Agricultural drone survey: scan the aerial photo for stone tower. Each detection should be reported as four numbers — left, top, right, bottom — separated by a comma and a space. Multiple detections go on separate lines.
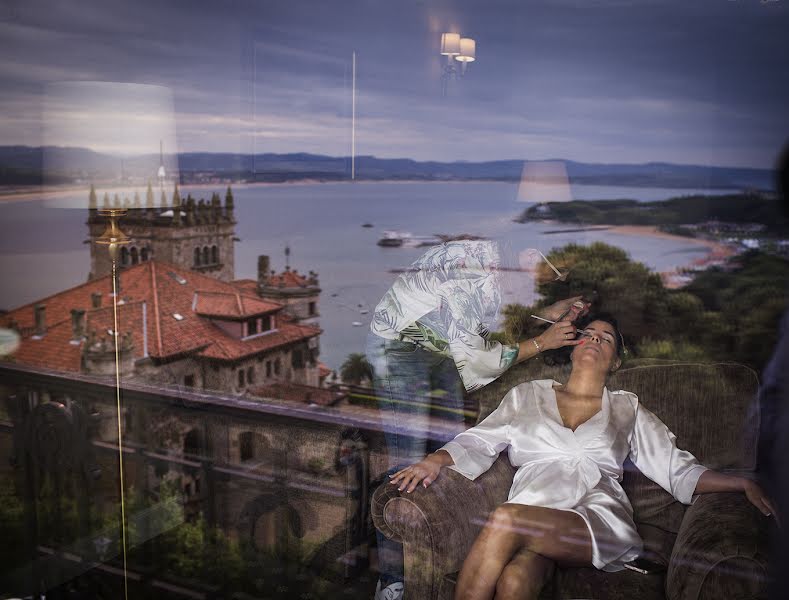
87, 184, 237, 281
257, 253, 321, 327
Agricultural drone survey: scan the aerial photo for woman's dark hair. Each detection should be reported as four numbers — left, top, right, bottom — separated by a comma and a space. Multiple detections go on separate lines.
542, 312, 625, 366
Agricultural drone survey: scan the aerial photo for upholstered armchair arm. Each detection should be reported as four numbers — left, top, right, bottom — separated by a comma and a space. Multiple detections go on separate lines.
667, 492, 771, 600
371, 454, 515, 600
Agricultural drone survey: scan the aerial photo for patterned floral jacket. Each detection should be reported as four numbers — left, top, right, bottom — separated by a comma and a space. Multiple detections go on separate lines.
370, 240, 520, 392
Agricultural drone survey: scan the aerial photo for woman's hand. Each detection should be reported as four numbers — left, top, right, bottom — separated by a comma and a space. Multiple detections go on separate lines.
537, 320, 584, 352
539, 296, 589, 323
389, 453, 446, 493
744, 480, 779, 523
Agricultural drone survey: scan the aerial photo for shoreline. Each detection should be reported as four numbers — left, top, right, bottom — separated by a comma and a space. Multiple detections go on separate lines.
604, 225, 738, 287
605, 224, 735, 255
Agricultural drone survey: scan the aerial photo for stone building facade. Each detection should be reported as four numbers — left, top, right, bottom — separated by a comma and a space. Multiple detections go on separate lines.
87, 184, 236, 282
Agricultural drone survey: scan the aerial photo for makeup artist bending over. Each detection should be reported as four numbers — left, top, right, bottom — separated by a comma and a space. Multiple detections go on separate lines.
368, 239, 587, 600
390, 313, 776, 600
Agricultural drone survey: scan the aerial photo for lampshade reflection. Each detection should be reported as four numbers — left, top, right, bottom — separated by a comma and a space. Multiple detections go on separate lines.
516, 161, 573, 204
440, 33, 461, 56
456, 38, 476, 62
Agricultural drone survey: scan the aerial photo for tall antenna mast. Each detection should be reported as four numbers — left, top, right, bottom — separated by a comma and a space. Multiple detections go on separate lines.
351, 51, 356, 181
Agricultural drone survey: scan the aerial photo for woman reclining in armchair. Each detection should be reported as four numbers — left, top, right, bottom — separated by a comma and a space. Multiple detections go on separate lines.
389, 313, 776, 600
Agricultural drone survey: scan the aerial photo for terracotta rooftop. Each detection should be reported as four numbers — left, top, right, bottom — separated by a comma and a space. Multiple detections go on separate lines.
1, 260, 321, 372
230, 279, 259, 294
264, 269, 316, 289
250, 382, 346, 407
192, 290, 280, 319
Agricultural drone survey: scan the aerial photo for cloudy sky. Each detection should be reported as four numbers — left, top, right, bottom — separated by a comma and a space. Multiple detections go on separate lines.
1, 0, 787, 167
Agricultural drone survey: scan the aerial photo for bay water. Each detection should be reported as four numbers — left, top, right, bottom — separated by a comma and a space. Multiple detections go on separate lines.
0, 181, 734, 369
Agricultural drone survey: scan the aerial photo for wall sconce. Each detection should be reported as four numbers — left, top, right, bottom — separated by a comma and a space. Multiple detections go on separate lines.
440, 32, 476, 95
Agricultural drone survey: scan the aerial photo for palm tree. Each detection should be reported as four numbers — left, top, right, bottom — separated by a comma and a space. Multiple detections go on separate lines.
340, 353, 374, 386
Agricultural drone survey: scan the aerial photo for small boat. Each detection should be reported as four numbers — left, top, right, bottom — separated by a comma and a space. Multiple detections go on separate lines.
362, 223, 374, 228
352, 321, 363, 327
377, 230, 407, 247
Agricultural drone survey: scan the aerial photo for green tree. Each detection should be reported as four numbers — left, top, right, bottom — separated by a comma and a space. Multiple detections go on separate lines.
535, 242, 670, 343
340, 353, 374, 385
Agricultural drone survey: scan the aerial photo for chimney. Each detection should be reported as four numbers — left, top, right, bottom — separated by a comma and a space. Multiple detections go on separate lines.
91, 292, 102, 308
34, 304, 46, 336
71, 308, 86, 342
258, 255, 270, 286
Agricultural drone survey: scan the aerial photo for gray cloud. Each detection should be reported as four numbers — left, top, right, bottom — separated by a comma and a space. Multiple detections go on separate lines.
0, 0, 787, 167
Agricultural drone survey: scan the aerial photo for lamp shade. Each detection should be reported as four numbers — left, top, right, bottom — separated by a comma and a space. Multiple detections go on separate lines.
455, 38, 476, 62
516, 161, 573, 204
43, 81, 179, 208
440, 33, 461, 56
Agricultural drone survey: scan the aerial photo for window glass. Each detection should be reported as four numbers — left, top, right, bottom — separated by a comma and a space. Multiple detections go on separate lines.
0, 2, 786, 599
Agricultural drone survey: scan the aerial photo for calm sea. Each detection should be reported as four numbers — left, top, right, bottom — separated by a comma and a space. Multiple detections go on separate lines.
0, 181, 735, 370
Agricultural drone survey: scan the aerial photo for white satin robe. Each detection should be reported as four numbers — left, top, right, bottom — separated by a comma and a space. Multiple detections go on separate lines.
440, 379, 708, 571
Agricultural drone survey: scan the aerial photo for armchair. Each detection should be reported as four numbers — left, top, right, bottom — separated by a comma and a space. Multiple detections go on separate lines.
371, 362, 772, 600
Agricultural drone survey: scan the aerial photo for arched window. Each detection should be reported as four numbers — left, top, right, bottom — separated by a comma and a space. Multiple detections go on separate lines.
121, 246, 129, 266
194, 247, 201, 266
141, 247, 149, 262
247, 366, 255, 384
211, 245, 219, 264
202, 246, 210, 265
238, 369, 246, 388
130, 246, 139, 265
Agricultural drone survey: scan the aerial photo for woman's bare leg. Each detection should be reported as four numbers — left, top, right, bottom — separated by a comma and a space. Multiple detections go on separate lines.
495, 548, 554, 600
453, 504, 593, 600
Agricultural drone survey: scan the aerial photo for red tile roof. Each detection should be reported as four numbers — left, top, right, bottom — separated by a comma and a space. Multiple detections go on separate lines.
231, 279, 259, 294
250, 382, 346, 406
193, 290, 280, 318
7, 315, 83, 372
197, 321, 320, 361
265, 270, 315, 289
1, 260, 321, 372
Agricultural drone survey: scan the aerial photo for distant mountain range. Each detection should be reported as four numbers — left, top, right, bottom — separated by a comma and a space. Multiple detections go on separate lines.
0, 146, 774, 190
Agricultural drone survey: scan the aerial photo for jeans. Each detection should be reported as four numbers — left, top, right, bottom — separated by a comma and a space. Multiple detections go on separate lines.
366, 332, 465, 587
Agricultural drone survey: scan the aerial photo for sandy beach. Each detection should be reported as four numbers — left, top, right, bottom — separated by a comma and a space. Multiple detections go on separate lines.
605, 225, 738, 287
606, 225, 736, 258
